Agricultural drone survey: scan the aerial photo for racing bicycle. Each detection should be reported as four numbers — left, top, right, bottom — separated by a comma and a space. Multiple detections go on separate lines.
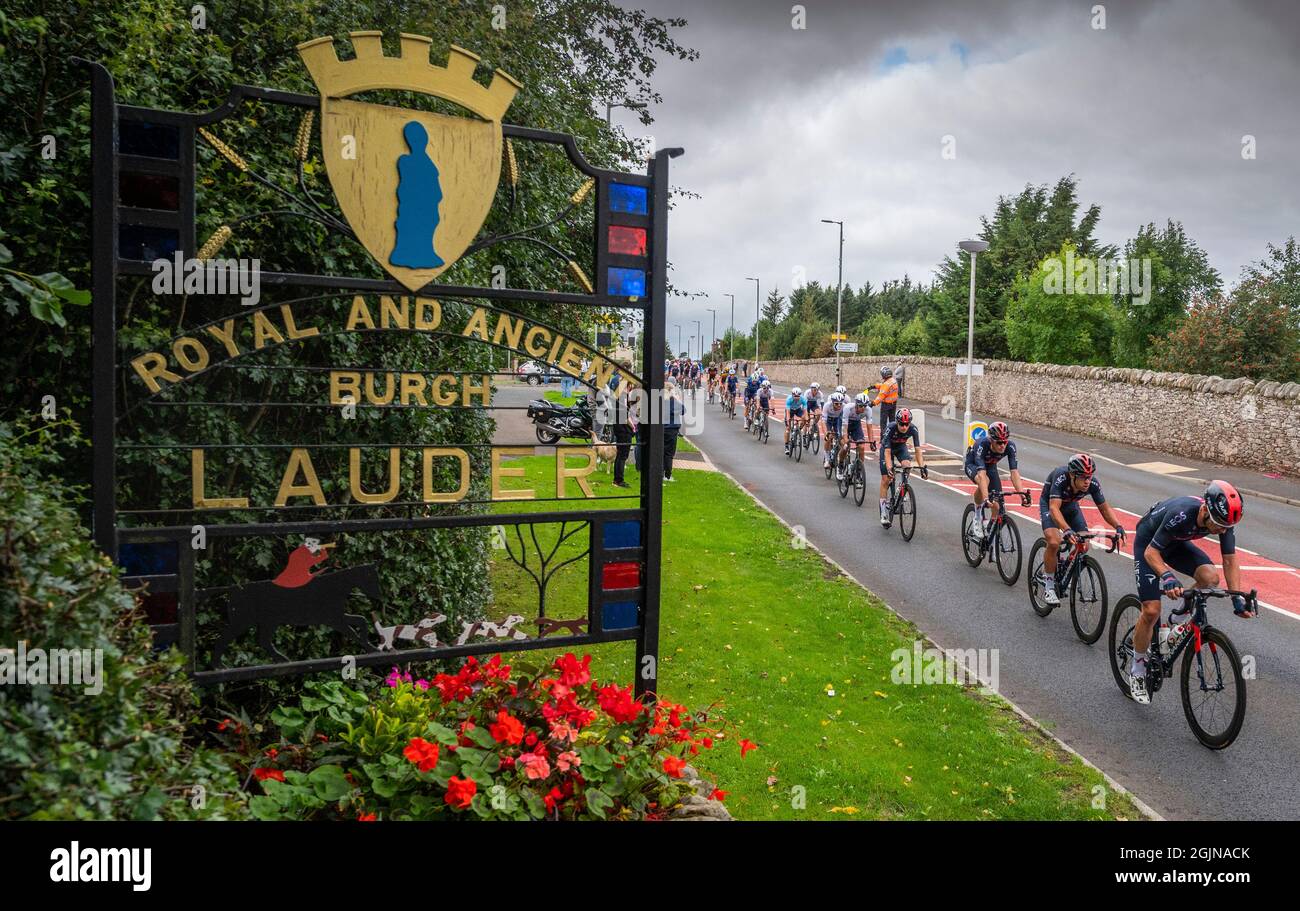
1108, 588, 1253, 749
961, 489, 1030, 585
882, 464, 926, 541
837, 445, 867, 506
1027, 530, 1122, 643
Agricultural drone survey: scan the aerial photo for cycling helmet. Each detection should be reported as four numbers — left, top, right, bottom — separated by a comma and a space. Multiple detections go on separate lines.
757, 367, 765, 377
1067, 453, 1096, 478
809, 382, 820, 390
761, 379, 771, 388
896, 407, 911, 426
835, 385, 847, 395
791, 386, 802, 397
854, 392, 869, 406
989, 421, 1010, 442
880, 366, 893, 379
828, 392, 842, 404
1204, 480, 1243, 527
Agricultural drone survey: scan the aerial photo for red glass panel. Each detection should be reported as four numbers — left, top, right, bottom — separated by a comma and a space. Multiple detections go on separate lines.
607, 225, 647, 257
601, 561, 641, 591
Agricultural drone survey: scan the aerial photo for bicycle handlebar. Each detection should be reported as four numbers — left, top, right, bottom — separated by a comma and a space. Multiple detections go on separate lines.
1181, 587, 1258, 609
1064, 530, 1124, 554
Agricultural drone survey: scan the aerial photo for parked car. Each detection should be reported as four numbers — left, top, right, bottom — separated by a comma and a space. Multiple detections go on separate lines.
516, 361, 562, 385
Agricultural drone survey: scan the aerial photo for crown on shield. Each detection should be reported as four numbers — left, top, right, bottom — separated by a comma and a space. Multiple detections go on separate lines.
297, 32, 520, 122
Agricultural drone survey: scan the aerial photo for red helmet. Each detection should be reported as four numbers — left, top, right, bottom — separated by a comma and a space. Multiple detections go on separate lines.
897, 408, 912, 426
989, 421, 1010, 442
1204, 480, 1243, 527
1067, 453, 1095, 478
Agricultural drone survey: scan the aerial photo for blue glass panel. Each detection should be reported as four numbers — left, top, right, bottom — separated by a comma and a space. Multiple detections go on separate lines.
603, 520, 642, 549
603, 600, 640, 630
118, 540, 179, 576
118, 224, 179, 261
119, 120, 180, 160
608, 182, 648, 214
608, 267, 646, 298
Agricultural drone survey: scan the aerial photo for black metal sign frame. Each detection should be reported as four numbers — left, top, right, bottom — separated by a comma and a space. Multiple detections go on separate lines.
84, 47, 677, 696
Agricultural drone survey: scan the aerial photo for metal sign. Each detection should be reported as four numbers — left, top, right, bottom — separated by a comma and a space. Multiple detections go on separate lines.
85, 32, 678, 695
956, 362, 984, 376
833, 341, 858, 353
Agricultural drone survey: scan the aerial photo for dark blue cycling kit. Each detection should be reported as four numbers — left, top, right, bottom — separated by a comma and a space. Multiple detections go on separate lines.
964, 437, 1018, 492
1039, 465, 1105, 532
1132, 495, 1236, 601
744, 377, 759, 400
878, 421, 919, 475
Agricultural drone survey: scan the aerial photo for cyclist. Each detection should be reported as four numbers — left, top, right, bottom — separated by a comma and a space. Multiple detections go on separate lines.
871, 366, 899, 440
822, 391, 846, 470
756, 379, 774, 435
783, 386, 806, 455
804, 381, 824, 441
1126, 481, 1252, 705
840, 392, 873, 481
707, 362, 719, 399
724, 368, 738, 411
878, 407, 929, 526
1039, 453, 1127, 605
742, 370, 761, 429
964, 421, 1030, 540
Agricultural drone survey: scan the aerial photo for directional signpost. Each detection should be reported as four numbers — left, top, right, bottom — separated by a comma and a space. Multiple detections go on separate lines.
834, 341, 858, 353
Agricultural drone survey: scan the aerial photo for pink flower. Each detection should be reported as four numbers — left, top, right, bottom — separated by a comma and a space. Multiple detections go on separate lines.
556, 751, 581, 773
519, 751, 552, 780
548, 718, 579, 743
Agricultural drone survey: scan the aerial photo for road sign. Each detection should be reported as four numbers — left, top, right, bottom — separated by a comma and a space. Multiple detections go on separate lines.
966, 421, 989, 448
834, 341, 858, 353
956, 362, 984, 377
830, 333, 848, 340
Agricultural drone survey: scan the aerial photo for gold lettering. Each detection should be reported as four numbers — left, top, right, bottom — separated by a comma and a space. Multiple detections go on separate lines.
252, 310, 285, 349
491, 313, 524, 351
204, 319, 241, 358
430, 374, 458, 407
349, 447, 401, 504
491, 447, 535, 501
556, 447, 597, 499
275, 448, 326, 506
588, 356, 616, 391
281, 304, 319, 340
190, 449, 249, 509
558, 340, 585, 377
330, 371, 360, 405
547, 332, 564, 365
172, 336, 210, 373
524, 326, 551, 357
414, 297, 441, 330
422, 447, 470, 503
462, 374, 492, 406
462, 306, 490, 340
366, 372, 395, 405
379, 295, 409, 330
346, 295, 375, 330
400, 373, 427, 406
130, 352, 182, 393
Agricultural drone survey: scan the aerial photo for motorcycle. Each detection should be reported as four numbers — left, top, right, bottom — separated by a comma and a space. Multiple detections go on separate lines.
527, 395, 602, 445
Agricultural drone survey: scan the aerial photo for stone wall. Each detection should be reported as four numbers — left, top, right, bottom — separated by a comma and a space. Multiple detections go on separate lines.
760, 355, 1300, 475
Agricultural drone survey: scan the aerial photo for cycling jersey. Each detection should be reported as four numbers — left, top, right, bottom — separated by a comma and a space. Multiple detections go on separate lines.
725, 376, 737, 393
880, 420, 919, 451
845, 406, 869, 442
823, 399, 845, 433
804, 391, 823, 411
784, 394, 805, 418
757, 389, 772, 412
1132, 495, 1234, 600
744, 377, 759, 400
965, 437, 1019, 472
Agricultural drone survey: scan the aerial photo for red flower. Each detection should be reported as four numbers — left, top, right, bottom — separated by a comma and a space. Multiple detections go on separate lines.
524, 732, 538, 747
662, 755, 687, 778
553, 653, 592, 696
357, 811, 377, 821
252, 767, 285, 783
403, 737, 441, 773
489, 710, 525, 746
710, 789, 728, 802
498, 754, 516, 770
264, 747, 279, 759
445, 776, 477, 810
596, 683, 644, 724
739, 739, 758, 758
483, 655, 512, 683
544, 786, 565, 813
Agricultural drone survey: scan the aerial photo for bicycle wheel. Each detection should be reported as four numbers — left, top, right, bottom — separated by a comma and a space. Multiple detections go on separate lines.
824, 444, 835, 480
852, 460, 867, 506
994, 516, 1022, 585
760, 417, 769, 444
1180, 626, 1246, 749
1069, 555, 1109, 644
810, 429, 820, 455
1107, 595, 1144, 699
1027, 539, 1053, 617
793, 429, 803, 462
838, 459, 851, 498
898, 485, 917, 541
960, 504, 982, 567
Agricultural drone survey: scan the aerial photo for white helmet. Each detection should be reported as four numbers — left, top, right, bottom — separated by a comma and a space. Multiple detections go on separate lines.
835, 385, 846, 395
854, 392, 869, 407
809, 382, 819, 390
791, 386, 802, 397
761, 379, 771, 388
829, 392, 843, 404
757, 367, 765, 377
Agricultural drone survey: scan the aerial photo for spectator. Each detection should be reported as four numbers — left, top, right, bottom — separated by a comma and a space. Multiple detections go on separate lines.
608, 363, 634, 489
663, 378, 683, 482
894, 362, 906, 399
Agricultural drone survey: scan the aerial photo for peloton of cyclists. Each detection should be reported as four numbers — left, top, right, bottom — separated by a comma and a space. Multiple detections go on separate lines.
1126, 481, 1253, 704
964, 421, 1032, 540
878, 407, 929, 526
1039, 453, 1128, 605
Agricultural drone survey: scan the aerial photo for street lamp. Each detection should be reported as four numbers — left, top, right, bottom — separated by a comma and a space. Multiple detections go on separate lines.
693, 320, 701, 362
706, 308, 717, 362
673, 323, 681, 358
724, 294, 735, 362
604, 100, 648, 124
958, 239, 990, 438
745, 277, 759, 365
821, 219, 844, 385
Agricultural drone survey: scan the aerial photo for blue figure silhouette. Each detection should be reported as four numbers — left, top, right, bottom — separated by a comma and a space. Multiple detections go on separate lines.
390, 121, 444, 269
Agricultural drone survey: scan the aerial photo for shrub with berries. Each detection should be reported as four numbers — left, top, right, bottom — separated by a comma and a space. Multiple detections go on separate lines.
245, 653, 741, 820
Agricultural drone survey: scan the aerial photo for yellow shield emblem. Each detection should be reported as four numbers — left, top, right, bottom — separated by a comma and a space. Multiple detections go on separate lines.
298, 32, 520, 291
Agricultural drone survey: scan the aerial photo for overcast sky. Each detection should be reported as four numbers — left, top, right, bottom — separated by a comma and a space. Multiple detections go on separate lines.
611, 0, 1300, 346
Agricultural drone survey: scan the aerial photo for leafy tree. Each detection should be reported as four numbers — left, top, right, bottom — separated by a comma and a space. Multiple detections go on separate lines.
791, 319, 832, 359
762, 286, 787, 323
1239, 236, 1300, 325
1111, 221, 1220, 367
897, 314, 931, 354
1005, 243, 1117, 365
858, 312, 901, 355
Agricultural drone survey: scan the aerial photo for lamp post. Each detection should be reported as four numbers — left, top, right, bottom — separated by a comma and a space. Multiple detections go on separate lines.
673, 323, 681, 359
604, 100, 648, 124
706, 308, 717, 362
725, 294, 735, 362
693, 320, 701, 363
821, 218, 844, 385
745, 277, 759, 364
958, 239, 990, 438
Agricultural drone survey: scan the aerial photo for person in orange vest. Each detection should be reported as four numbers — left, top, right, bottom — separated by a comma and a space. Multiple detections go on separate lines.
870, 365, 899, 445
273, 537, 331, 588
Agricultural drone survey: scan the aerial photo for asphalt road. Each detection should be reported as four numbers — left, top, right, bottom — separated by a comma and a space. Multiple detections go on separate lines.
686, 381, 1300, 820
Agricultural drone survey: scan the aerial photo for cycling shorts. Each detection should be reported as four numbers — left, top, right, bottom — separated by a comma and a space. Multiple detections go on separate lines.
1040, 500, 1088, 534
824, 415, 842, 435
965, 461, 1003, 495
1133, 535, 1214, 602
846, 421, 866, 443
879, 444, 912, 476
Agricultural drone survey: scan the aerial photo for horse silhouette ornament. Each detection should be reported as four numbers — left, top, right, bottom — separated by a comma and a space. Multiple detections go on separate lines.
209, 554, 382, 666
